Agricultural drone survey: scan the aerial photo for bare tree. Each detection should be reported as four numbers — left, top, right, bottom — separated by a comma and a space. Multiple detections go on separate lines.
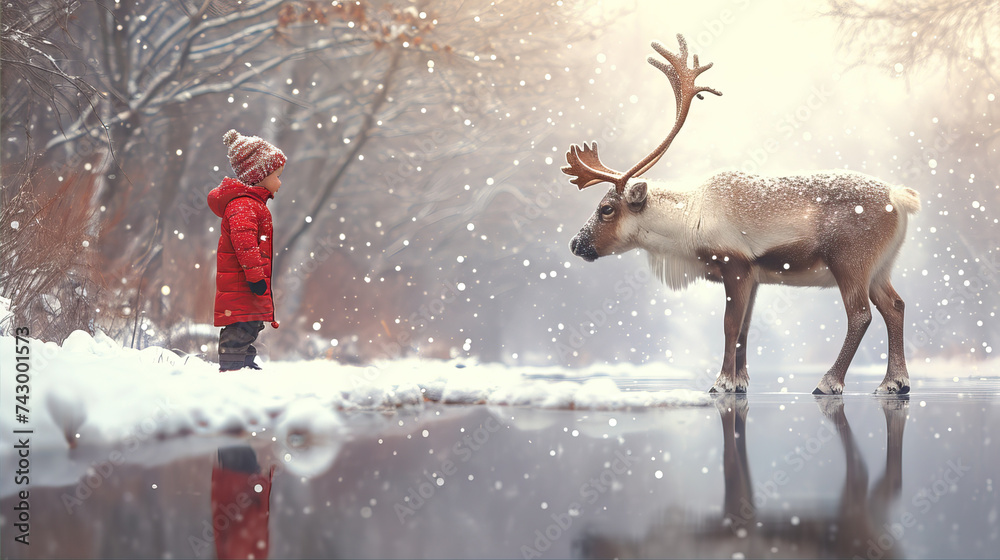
825, 0, 1000, 139
1, 0, 96, 152
3, 0, 622, 351
825, 0, 1000, 362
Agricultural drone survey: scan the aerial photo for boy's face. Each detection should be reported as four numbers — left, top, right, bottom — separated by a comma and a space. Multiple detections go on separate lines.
259, 166, 283, 194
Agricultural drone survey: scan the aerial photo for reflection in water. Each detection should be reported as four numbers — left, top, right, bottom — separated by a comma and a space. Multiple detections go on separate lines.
580, 395, 908, 559
206, 401, 343, 560
4, 385, 993, 559
209, 445, 273, 559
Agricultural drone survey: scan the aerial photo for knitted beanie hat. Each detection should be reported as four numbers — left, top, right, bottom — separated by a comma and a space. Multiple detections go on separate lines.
223, 129, 287, 186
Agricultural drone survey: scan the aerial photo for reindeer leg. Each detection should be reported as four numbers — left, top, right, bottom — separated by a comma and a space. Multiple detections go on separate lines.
735, 282, 759, 387
870, 397, 907, 522
869, 278, 910, 394
816, 396, 872, 558
715, 395, 753, 530
815, 267, 872, 395
818, 397, 869, 494
711, 263, 755, 393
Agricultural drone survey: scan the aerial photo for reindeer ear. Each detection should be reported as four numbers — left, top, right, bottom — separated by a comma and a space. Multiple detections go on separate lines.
625, 181, 648, 211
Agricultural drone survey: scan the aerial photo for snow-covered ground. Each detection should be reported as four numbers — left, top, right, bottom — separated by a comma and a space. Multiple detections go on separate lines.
4, 329, 996, 459
0, 331, 716, 455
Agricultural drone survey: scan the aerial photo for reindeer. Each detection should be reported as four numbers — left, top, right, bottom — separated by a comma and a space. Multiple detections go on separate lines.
564, 35, 920, 395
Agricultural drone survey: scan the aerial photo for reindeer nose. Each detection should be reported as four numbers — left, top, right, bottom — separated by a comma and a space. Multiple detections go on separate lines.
570, 234, 599, 261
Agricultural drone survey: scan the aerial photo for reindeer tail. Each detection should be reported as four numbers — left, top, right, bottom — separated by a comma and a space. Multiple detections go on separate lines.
890, 186, 921, 214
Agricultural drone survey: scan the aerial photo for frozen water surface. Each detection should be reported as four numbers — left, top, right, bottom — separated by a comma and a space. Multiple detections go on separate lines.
1, 345, 996, 558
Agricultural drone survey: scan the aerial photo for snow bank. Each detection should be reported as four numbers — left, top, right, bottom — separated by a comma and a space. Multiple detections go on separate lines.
0, 331, 711, 453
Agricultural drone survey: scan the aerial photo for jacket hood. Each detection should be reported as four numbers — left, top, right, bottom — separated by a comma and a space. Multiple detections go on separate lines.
208, 177, 273, 217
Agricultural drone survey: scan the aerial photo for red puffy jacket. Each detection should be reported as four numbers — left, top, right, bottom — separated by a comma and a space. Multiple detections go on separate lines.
208, 178, 275, 326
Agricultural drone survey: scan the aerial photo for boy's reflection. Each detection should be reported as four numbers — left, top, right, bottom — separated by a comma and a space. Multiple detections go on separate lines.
211, 445, 273, 559
580, 395, 908, 559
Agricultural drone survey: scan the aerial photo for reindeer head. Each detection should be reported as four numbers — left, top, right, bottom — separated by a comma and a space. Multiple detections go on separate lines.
565, 35, 721, 261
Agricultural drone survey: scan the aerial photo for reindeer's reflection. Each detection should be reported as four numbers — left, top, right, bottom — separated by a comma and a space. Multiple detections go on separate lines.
579, 395, 908, 559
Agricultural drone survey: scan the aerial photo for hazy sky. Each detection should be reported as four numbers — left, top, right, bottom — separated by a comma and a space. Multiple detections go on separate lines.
584, 0, 918, 178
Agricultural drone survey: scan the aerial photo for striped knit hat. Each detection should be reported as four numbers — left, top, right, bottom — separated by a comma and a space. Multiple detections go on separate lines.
223, 129, 287, 186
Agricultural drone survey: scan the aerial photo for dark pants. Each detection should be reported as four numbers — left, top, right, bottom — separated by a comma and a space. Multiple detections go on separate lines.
218, 321, 264, 370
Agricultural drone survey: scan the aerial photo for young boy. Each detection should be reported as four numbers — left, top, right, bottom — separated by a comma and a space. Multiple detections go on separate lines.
207, 129, 285, 371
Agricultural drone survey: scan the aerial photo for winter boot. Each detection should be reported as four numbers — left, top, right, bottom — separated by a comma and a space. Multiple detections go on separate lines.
243, 352, 262, 370
219, 348, 248, 372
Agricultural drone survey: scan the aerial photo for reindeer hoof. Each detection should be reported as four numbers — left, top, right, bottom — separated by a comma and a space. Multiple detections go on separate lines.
709, 376, 747, 393
813, 374, 844, 395
875, 378, 910, 395
710, 386, 747, 393
713, 393, 749, 416
814, 394, 845, 418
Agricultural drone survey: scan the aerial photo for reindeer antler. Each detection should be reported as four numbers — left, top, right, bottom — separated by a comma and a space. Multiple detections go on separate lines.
562, 142, 623, 190
622, 35, 722, 183
562, 34, 721, 193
